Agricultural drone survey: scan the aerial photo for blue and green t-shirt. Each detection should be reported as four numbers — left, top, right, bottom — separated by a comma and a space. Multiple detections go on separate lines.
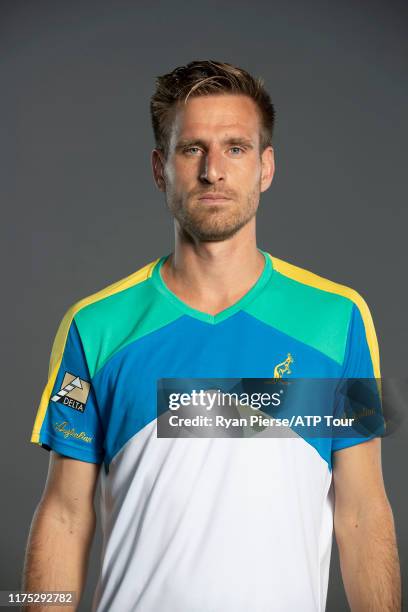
30, 249, 381, 612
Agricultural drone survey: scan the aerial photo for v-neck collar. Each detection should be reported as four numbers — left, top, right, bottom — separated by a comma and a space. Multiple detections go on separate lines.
150, 248, 273, 324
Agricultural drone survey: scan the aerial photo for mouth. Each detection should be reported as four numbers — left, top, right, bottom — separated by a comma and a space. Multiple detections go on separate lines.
197, 195, 232, 204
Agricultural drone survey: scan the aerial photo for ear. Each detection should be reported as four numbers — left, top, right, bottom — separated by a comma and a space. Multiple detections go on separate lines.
260, 146, 275, 193
151, 148, 166, 192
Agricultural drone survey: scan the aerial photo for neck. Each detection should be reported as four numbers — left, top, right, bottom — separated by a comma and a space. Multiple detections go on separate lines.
160, 219, 266, 316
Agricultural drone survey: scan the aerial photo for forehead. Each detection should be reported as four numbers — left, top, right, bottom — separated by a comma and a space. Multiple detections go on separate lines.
170, 94, 261, 140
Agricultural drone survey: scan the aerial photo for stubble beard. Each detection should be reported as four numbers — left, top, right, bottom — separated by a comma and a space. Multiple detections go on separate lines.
165, 185, 261, 242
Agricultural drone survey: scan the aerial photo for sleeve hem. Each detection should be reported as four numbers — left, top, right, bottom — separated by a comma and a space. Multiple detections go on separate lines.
31, 431, 104, 464
332, 433, 378, 453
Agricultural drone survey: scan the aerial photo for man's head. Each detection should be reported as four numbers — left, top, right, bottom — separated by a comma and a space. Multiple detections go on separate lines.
150, 60, 275, 242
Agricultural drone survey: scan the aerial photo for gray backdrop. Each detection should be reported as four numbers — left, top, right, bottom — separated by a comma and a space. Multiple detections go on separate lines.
1, 0, 407, 610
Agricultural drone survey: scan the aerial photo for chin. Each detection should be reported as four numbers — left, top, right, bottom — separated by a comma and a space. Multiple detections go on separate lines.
193, 231, 238, 242
186, 219, 249, 242
175, 203, 257, 242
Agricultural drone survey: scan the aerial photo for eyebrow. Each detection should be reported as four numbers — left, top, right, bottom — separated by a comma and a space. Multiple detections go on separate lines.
175, 137, 255, 150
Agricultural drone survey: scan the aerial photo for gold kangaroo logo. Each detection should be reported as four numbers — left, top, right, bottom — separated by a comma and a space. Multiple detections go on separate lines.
274, 353, 294, 378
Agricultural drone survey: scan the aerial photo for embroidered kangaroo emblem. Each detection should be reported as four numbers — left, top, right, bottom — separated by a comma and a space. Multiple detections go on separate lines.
273, 353, 294, 378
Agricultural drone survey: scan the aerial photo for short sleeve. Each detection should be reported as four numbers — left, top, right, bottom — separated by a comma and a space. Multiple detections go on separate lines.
30, 310, 105, 464
331, 300, 383, 453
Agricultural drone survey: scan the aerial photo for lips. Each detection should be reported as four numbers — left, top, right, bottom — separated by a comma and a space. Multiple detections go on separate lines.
198, 194, 231, 201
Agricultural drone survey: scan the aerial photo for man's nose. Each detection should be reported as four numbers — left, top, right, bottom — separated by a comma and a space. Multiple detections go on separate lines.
199, 149, 226, 183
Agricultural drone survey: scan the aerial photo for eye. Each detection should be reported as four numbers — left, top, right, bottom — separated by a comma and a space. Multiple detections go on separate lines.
184, 146, 201, 155
230, 146, 244, 155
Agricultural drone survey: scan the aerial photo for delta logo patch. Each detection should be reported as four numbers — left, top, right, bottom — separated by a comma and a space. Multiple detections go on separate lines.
51, 372, 91, 413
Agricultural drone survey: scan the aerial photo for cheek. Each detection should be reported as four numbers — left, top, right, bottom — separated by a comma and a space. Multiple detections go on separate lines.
171, 159, 197, 185
236, 161, 261, 186
163, 164, 173, 185
251, 162, 263, 185
165, 158, 183, 182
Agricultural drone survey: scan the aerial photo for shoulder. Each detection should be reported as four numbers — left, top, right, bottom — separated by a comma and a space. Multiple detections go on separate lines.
71, 258, 159, 322
270, 254, 365, 306
269, 253, 374, 322
263, 253, 379, 372
48, 258, 160, 376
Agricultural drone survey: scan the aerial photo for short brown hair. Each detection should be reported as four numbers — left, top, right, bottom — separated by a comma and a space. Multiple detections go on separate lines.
150, 59, 275, 158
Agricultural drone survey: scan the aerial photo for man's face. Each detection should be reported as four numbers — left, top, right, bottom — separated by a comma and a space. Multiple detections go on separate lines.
153, 94, 274, 241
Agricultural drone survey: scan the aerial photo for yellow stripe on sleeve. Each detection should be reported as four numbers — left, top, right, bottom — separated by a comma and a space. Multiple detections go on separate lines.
270, 255, 381, 379
30, 258, 160, 444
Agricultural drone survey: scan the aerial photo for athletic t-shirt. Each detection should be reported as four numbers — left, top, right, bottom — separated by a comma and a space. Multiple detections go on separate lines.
30, 250, 381, 612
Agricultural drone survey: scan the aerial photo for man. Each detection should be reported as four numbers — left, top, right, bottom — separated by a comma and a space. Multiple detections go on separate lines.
23, 60, 401, 611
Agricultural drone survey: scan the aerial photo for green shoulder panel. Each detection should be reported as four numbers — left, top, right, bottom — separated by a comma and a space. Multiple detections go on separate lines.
73, 260, 182, 377
244, 254, 355, 365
